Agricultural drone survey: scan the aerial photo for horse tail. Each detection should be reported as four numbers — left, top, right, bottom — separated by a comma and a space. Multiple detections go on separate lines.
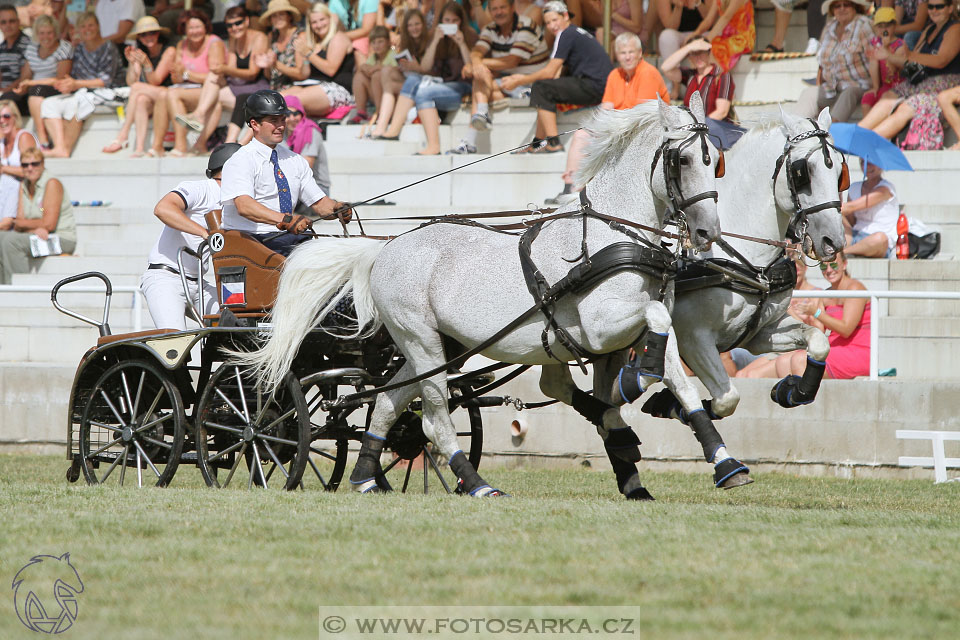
226, 237, 387, 390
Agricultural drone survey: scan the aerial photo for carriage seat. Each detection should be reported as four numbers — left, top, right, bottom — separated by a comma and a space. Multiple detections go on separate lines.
205, 211, 285, 315
97, 328, 178, 347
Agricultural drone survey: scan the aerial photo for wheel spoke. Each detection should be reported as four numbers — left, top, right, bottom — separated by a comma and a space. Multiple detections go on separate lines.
223, 442, 247, 487
100, 446, 127, 483
262, 407, 296, 433
401, 458, 414, 493
141, 435, 173, 450
140, 387, 165, 428
308, 446, 338, 462
261, 440, 290, 479
253, 443, 267, 488
89, 420, 123, 433
307, 457, 328, 487
99, 389, 129, 428
424, 447, 452, 493
214, 386, 248, 423
120, 370, 135, 418
257, 432, 299, 447
207, 440, 244, 464
382, 455, 402, 474
136, 448, 143, 487
88, 435, 124, 459
136, 412, 174, 433
233, 366, 251, 422
203, 420, 244, 435
131, 370, 146, 426
133, 440, 162, 479
119, 445, 130, 485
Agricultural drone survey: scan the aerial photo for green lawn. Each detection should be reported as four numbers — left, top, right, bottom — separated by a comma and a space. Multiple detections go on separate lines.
1, 455, 958, 639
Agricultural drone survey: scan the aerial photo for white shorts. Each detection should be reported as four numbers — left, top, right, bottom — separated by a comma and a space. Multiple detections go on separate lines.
140, 268, 219, 331
40, 92, 96, 121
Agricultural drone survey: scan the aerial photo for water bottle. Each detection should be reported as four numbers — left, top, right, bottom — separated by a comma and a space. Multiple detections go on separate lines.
896, 209, 909, 260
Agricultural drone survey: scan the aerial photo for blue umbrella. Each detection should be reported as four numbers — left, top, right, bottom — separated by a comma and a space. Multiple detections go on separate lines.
828, 122, 913, 171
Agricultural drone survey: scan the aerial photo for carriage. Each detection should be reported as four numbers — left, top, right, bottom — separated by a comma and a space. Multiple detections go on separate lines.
57, 215, 504, 492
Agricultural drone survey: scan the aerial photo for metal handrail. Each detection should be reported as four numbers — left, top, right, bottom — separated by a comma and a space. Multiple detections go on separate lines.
1, 284, 145, 332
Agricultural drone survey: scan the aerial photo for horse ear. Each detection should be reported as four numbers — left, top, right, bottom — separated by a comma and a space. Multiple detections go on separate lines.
816, 106, 833, 133
779, 104, 802, 135
658, 96, 677, 129
688, 91, 706, 122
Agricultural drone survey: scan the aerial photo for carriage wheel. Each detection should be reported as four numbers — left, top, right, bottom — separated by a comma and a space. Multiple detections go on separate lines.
377, 400, 484, 494
297, 383, 351, 492
78, 360, 186, 487
194, 364, 310, 490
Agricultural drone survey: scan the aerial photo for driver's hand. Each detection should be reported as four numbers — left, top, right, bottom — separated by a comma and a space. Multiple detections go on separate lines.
277, 214, 313, 234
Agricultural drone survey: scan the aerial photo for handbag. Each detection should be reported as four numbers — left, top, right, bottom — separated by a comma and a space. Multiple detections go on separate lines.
908, 232, 940, 259
902, 61, 928, 85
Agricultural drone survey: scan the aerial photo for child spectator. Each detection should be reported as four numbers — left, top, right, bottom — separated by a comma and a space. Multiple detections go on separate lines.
352, 25, 396, 121
0, 100, 36, 221
842, 158, 900, 257
368, 8, 429, 138
862, 8, 905, 110
102, 16, 175, 157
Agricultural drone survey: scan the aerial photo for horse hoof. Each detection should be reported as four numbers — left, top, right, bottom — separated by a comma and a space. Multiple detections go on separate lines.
719, 472, 753, 490
351, 478, 383, 493
624, 486, 655, 501
469, 485, 509, 497
713, 458, 752, 489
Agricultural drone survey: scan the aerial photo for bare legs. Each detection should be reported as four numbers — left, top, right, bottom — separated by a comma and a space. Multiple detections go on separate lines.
27, 96, 48, 146
371, 66, 405, 137
561, 129, 591, 186
104, 83, 168, 155
42, 117, 83, 157
938, 86, 960, 149
282, 85, 332, 117
383, 94, 414, 138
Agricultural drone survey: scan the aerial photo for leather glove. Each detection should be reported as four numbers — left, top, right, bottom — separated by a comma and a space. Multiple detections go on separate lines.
323, 201, 353, 223
277, 214, 312, 234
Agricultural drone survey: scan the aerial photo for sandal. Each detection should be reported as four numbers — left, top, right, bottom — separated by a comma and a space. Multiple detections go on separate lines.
530, 143, 564, 154
130, 150, 145, 158
146, 148, 163, 158
762, 44, 784, 54
175, 114, 203, 132
167, 149, 188, 157
102, 139, 128, 154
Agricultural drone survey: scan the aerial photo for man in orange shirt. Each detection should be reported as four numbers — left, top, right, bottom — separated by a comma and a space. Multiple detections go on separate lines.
545, 32, 669, 205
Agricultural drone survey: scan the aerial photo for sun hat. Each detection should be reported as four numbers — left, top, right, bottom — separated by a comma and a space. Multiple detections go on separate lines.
260, 0, 302, 26
873, 7, 898, 24
126, 16, 170, 40
820, 0, 871, 16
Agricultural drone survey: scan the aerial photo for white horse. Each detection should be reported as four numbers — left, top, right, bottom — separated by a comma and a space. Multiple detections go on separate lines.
233, 95, 732, 497
633, 108, 848, 438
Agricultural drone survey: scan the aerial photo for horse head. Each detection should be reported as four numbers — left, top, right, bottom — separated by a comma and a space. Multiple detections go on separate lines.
12, 553, 84, 633
653, 93, 723, 251
776, 107, 847, 261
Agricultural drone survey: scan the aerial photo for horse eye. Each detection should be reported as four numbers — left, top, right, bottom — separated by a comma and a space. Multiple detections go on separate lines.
679, 156, 690, 166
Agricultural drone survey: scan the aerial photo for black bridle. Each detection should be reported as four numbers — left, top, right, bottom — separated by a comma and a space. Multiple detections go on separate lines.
771, 120, 849, 243
650, 109, 722, 230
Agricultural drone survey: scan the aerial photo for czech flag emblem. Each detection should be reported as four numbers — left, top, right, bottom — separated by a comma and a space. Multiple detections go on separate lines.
222, 280, 246, 306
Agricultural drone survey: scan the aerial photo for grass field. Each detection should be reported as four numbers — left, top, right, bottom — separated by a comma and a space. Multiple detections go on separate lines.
1, 454, 959, 639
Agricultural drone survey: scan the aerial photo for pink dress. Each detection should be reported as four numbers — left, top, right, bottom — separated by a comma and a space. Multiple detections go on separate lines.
825, 302, 870, 379
180, 35, 221, 76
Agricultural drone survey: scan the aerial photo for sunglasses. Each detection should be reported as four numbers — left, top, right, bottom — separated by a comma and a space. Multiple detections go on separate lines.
21, 161, 43, 168
928, 2, 949, 9
0, 113, 12, 119
226, 19, 245, 27
819, 261, 840, 271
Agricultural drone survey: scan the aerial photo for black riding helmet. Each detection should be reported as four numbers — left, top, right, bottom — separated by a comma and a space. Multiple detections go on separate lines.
244, 89, 293, 125
206, 143, 242, 178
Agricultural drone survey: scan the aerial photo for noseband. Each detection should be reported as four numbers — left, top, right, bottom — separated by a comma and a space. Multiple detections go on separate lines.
771, 120, 848, 243
650, 111, 721, 223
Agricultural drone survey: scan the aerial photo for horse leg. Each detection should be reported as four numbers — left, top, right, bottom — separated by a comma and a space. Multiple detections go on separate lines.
741, 316, 830, 408
539, 362, 653, 500
349, 361, 421, 493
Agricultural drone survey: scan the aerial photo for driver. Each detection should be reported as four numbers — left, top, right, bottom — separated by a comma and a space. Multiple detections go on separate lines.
140, 143, 241, 331
219, 89, 352, 256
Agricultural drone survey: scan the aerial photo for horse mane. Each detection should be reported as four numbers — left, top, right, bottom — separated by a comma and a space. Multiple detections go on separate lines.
576, 101, 687, 187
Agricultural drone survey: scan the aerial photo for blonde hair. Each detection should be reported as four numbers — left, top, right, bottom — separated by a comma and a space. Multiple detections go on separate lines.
0, 99, 23, 129
305, 3, 339, 51
76, 11, 99, 30
20, 147, 44, 164
32, 15, 60, 41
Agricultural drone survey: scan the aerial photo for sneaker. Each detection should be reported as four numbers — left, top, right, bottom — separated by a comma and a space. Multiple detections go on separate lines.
804, 38, 820, 55
446, 141, 477, 155
470, 112, 492, 131
544, 189, 579, 206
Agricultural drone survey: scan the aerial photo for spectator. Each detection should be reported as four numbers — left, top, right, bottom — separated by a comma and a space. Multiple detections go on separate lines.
937, 83, 960, 148
352, 25, 396, 121
841, 158, 899, 257
175, 7, 269, 150
862, 8, 905, 111
166, 10, 226, 156
786, 250, 822, 322
376, 1, 476, 153
794, 0, 872, 124
283, 94, 332, 201
102, 16, 175, 157
698, 0, 755, 73
151, 0, 216, 35
0, 100, 36, 221
546, 32, 668, 204
0, 5, 29, 115
736, 251, 870, 380
0, 147, 75, 284
765, 0, 828, 55
590, 0, 645, 48
449, 0, 548, 154
892, 0, 930, 51
857, 0, 960, 149
95, 0, 145, 45
661, 37, 743, 147
656, 0, 712, 99
501, 1, 613, 154
16, 0, 52, 30
8, 15, 73, 151
368, 8, 428, 138
41, 12, 119, 158
281, 2, 355, 119
329, 0, 379, 62
48, 0, 72, 44
257, 0, 307, 92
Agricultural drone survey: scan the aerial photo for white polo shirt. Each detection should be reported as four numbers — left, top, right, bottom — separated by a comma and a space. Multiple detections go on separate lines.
147, 179, 221, 277
220, 137, 326, 234
95, 0, 146, 41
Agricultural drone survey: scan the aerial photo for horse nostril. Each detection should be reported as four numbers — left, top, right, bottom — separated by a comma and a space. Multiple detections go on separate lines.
696, 228, 712, 244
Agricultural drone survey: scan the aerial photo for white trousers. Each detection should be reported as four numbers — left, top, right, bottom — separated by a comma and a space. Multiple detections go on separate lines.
140, 268, 219, 331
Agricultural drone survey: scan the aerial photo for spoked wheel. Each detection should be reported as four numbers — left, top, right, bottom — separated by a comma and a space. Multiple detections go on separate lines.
378, 401, 484, 494
299, 383, 352, 491
78, 360, 186, 487
194, 364, 310, 490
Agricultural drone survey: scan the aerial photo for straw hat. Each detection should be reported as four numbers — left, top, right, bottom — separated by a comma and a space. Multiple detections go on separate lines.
127, 16, 170, 40
820, 0, 871, 16
260, 0, 303, 26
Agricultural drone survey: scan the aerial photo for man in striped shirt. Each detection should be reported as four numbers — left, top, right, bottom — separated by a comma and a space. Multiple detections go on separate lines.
448, 0, 548, 154
0, 5, 28, 113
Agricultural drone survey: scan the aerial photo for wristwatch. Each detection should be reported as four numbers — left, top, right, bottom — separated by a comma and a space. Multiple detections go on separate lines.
182, 69, 190, 82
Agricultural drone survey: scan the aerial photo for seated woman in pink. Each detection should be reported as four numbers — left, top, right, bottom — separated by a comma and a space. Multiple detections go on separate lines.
737, 251, 870, 380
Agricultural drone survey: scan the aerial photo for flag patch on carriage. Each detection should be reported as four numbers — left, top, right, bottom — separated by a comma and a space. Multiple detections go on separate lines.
221, 280, 246, 306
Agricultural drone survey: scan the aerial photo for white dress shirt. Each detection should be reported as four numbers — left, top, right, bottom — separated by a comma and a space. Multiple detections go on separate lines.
147, 179, 220, 277
220, 137, 326, 234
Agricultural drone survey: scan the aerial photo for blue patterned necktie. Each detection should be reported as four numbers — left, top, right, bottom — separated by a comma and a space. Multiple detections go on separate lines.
271, 149, 293, 215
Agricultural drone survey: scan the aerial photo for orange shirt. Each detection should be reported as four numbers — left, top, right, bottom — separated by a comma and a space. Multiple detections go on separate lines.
601, 60, 670, 110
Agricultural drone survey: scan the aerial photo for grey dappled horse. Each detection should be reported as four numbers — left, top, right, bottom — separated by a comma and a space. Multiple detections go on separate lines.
234, 96, 728, 497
